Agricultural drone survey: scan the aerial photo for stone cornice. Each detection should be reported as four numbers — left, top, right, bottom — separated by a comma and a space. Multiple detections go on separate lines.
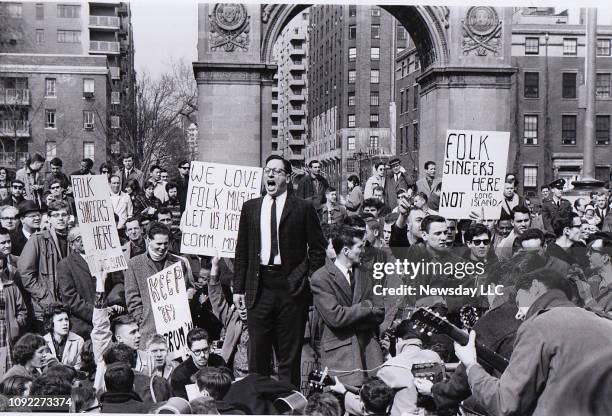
193, 62, 277, 85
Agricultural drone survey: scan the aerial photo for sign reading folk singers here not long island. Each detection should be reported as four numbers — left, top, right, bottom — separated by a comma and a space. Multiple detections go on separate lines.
180, 162, 262, 258
439, 130, 510, 220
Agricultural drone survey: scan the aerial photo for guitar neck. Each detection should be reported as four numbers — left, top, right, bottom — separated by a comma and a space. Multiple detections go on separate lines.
447, 325, 509, 373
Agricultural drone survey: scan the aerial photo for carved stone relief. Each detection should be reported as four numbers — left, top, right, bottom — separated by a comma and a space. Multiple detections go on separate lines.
462, 7, 502, 56
209, 4, 250, 52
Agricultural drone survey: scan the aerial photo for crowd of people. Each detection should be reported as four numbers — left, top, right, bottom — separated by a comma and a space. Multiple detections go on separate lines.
0, 152, 611, 415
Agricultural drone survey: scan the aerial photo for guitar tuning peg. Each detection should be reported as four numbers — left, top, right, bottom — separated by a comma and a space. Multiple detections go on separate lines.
412, 324, 418, 329
419, 328, 425, 333
427, 331, 432, 336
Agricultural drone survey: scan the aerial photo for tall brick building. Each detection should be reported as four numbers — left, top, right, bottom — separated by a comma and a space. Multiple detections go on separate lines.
0, 1, 135, 173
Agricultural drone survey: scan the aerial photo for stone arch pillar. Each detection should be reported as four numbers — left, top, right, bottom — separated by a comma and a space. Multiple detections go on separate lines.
194, 4, 515, 172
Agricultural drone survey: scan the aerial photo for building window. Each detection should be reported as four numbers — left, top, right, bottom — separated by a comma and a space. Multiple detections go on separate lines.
35, 29, 45, 44
83, 111, 94, 130
562, 73, 577, 99
525, 37, 539, 54
524, 72, 539, 98
369, 114, 379, 128
348, 47, 356, 62
83, 78, 94, 95
348, 115, 355, 128
523, 166, 538, 188
596, 166, 610, 183
57, 4, 80, 18
413, 85, 419, 109
597, 38, 611, 56
596, 73, 611, 99
111, 116, 120, 129
563, 38, 577, 55
370, 70, 379, 84
45, 141, 56, 158
369, 135, 379, 148
57, 30, 80, 43
400, 90, 405, 113
83, 142, 95, 160
348, 70, 356, 84
348, 25, 356, 40
596, 115, 610, 145
370, 47, 380, 61
371, 25, 380, 39
371, 7, 380, 17
45, 78, 56, 97
413, 123, 419, 149
347, 136, 356, 150
397, 27, 407, 41
562, 115, 577, 145
370, 92, 379, 106
36, 3, 44, 20
349, 5, 356, 17
523, 115, 538, 145
348, 92, 355, 106
2, 2, 22, 17
45, 109, 56, 129
347, 158, 355, 171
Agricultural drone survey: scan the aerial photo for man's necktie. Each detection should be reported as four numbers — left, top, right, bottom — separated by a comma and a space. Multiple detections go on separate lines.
269, 196, 278, 265
348, 269, 355, 293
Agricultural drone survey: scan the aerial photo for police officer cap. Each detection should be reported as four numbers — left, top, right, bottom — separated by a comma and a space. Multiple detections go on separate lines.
549, 178, 565, 190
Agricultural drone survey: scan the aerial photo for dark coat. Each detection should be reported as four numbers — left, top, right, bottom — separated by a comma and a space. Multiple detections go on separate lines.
169, 357, 198, 400
57, 252, 96, 339
310, 261, 385, 386
10, 226, 28, 256
223, 374, 296, 416
384, 171, 413, 208
99, 391, 149, 414
115, 167, 145, 191
175, 173, 189, 212
295, 174, 329, 210
541, 198, 572, 232
234, 194, 326, 309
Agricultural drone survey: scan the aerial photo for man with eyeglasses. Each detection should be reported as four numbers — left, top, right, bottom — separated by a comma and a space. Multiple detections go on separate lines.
11, 200, 41, 256
1, 179, 26, 207
234, 154, 326, 388
0, 206, 19, 233
18, 200, 70, 333
581, 234, 612, 314
43, 157, 70, 194
175, 160, 190, 212
56, 227, 97, 339
546, 212, 587, 269
116, 153, 144, 191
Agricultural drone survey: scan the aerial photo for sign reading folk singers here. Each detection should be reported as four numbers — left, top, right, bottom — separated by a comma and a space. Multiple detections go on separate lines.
439, 130, 510, 220
71, 175, 127, 274
181, 162, 262, 258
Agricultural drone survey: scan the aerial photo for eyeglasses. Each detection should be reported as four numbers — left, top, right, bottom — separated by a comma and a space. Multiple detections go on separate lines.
11, 186, 24, 189
0, 217, 16, 221
471, 239, 490, 246
190, 348, 209, 356
102, 170, 110, 174
263, 168, 286, 176
69, 236, 82, 243
180, 166, 190, 170
50, 212, 69, 218
50, 186, 61, 189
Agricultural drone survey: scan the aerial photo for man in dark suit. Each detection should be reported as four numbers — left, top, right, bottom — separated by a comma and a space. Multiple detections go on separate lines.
175, 160, 191, 212
57, 226, 96, 339
383, 157, 414, 209
295, 159, 329, 212
541, 179, 572, 233
234, 155, 326, 388
310, 225, 385, 386
116, 153, 145, 191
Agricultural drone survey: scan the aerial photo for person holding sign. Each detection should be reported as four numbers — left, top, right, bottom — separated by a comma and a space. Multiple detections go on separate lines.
234, 155, 326, 388
124, 222, 193, 346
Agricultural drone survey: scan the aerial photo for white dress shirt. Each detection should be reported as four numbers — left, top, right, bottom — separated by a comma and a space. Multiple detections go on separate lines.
334, 259, 352, 286
260, 191, 287, 265
110, 191, 133, 229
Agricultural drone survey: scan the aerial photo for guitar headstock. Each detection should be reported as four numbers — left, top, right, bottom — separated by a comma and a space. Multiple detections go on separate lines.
409, 307, 454, 337
307, 368, 334, 394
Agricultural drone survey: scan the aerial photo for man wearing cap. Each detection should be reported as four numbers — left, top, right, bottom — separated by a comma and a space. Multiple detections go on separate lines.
1, 180, 26, 207
11, 200, 41, 256
384, 158, 414, 209
542, 179, 572, 233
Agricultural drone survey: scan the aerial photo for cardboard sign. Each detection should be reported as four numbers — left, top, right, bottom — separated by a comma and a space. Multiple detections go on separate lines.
181, 162, 262, 258
439, 130, 510, 220
147, 262, 193, 358
71, 175, 127, 274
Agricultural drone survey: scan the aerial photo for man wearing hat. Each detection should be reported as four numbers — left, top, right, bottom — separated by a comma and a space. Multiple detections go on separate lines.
384, 158, 414, 209
542, 179, 572, 233
11, 200, 41, 256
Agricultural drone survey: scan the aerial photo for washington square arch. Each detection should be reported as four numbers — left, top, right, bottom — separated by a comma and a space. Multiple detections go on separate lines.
193, 4, 516, 176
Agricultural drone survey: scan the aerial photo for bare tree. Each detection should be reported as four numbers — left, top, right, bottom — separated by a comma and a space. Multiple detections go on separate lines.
167, 59, 198, 127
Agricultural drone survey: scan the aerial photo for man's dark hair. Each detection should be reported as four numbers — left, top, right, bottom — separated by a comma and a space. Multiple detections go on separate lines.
149, 164, 161, 173
325, 186, 337, 194
265, 154, 292, 176
347, 174, 360, 186
517, 228, 545, 247
105, 363, 134, 393
414, 191, 429, 203
384, 212, 399, 225
511, 205, 530, 220
156, 207, 173, 218
82, 158, 94, 169
125, 179, 141, 193
374, 161, 385, 169
49, 157, 63, 167
146, 221, 171, 240
359, 378, 395, 415
47, 199, 70, 214
44, 363, 78, 384
0, 226, 10, 237
110, 314, 138, 338
42, 302, 71, 334
420, 215, 446, 233
331, 226, 365, 255
464, 223, 491, 242
177, 159, 188, 167
122, 153, 135, 161
165, 182, 178, 192
0, 375, 34, 396
11, 179, 25, 187
28, 153, 46, 165
342, 215, 366, 229
540, 184, 550, 191
160, 168, 167, 174
29, 375, 71, 396
187, 328, 209, 349
71, 386, 97, 413
190, 397, 219, 414
308, 160, 320, 168
552, 212, 579, 238
195, 366, 232, 400
305, 392, 342, 416
103, 342, 137, 367
395, 319, 423, 341
125, 216, 141, 227
362, 198, 382, 211
11, 333, 46, 365
424, 161, 436, 170
515, 268, 573, 299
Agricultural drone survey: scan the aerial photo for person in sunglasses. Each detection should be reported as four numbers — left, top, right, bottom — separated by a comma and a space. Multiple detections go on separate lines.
1, 180, 25, 207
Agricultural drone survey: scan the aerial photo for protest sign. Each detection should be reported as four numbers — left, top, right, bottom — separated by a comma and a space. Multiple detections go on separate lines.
181, 161, 262, 258
147, 262, 193, 358
71, 175, 127, 274
439, 130, 510, 220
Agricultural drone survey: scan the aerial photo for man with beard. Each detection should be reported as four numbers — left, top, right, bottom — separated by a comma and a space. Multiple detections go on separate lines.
234, 155, 326, 388
496, 206, 531, 260
541, 179, 572, 233
124, 222, 193, 346
310, 225, 384, 386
